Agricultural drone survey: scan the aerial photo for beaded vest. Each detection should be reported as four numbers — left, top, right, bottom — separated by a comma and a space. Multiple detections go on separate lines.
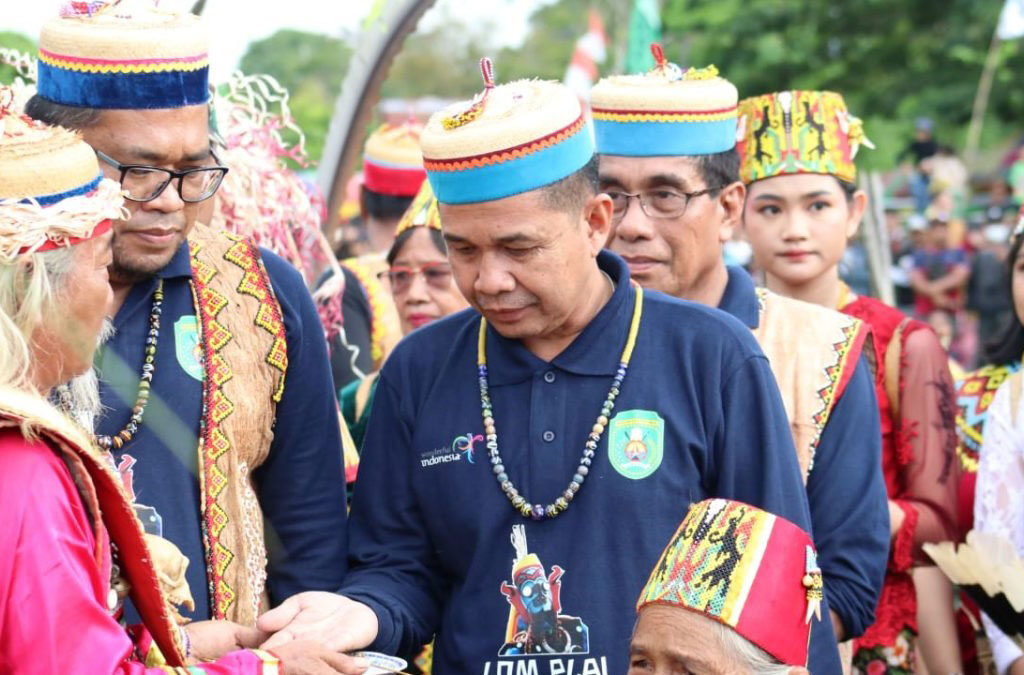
186, 223, 289, 626
0, 386, 188, 667
752, 289, 867, 481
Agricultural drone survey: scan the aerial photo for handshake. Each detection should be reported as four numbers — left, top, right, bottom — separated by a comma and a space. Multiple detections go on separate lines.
187, 593, 383, 675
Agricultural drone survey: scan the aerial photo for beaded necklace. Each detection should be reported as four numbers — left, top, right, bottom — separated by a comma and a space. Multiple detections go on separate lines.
476, 281, 644, 520
96, 279, 164, 451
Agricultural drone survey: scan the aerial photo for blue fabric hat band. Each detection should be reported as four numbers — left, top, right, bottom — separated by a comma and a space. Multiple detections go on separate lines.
594, 117, 737, 157
37, 61, 209, 110
22, 172, 103, 206
426, 119, 595, 205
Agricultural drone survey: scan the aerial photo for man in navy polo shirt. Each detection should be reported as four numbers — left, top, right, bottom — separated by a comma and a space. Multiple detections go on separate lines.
591, 53, 889, 653
259, 66, 840, 673
25, 5, 348, 630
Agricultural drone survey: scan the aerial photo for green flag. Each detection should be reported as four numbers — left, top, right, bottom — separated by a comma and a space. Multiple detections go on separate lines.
625, 0, 662, 74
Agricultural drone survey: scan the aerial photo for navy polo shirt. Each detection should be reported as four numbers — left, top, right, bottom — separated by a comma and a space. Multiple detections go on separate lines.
718, 266, 889, 639
342, 252, 841, 674
95, 241, 348, 621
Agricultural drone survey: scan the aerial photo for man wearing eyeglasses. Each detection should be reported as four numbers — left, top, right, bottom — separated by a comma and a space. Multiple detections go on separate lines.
22, 3, 350, 647
591, 55, 889, 666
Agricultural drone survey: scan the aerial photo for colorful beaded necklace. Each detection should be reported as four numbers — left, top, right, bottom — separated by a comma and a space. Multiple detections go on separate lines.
96, 279, 164, 451
476, 281, 644, 520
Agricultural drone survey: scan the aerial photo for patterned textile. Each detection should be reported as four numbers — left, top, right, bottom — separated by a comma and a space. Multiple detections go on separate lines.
637, 498, 819, 667
851, 627, 916, 674
188, 224, 288, 625
737, 90, 873, 185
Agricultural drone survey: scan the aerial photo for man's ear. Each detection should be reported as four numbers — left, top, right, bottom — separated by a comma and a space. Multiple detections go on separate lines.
584, 192, 614, 254
718, 181, 746, 244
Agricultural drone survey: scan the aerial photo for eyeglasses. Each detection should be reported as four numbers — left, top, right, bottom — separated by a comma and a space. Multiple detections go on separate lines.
607, 186, 725, 223
96, 149, 229, 203
379, 261, 454, 294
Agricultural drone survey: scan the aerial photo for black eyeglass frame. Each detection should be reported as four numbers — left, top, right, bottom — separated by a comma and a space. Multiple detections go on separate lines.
606, 185, 727, 222
95, 149, 230, 203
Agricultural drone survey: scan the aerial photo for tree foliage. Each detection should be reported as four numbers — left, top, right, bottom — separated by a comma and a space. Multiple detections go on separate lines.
658, 0, 1024, 168
239, 29, 351, 163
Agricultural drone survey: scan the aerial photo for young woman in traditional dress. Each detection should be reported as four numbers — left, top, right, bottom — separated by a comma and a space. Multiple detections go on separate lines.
737, 90, 961, 675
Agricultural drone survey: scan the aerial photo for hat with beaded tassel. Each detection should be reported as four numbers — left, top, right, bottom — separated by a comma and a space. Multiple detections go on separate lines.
590, 43, 738, 157
421, 58, 594, 205
736, 90, 874, 185
0, 88, 126, 262
637, 498, 823, 668
35, 0, 209, 110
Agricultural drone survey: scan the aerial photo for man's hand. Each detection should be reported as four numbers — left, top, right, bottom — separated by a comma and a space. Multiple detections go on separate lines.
268, 641, 370, 675
185, 620, 267, 662
257, 591, 378, 652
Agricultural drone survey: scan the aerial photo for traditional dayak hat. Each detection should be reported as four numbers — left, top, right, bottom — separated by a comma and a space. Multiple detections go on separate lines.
591, 44, 737, 157
637, 498, 822, 667
394, 180, 442, 238
363, 120, 427, 197
36, 0, 209, 110
421, 58, 594, 205
0, 91, 125, 262
737, 90, 874, 185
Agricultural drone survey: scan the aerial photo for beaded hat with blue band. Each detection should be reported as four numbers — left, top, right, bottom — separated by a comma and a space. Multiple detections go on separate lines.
591, 44, 737, 158
36, 1, 209, 110
0, 89, 125, 261
421, 58, 594, 205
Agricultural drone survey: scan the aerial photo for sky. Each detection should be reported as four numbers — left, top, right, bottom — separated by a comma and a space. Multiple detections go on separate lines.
7, 0, 552, 81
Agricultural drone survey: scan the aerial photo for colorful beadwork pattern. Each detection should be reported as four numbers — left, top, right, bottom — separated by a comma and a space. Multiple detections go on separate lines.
37, 48, 208, 74
737, 90, 872, 185
956, 362, 1020, 471
189, 238, 238, 619
342, 256, 392, 367
223, 235, 289, 402
638, 499, 770, 624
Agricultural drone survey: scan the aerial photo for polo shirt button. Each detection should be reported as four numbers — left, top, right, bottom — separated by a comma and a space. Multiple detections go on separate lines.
542, 430, 556, 442
543, 371, 556, 383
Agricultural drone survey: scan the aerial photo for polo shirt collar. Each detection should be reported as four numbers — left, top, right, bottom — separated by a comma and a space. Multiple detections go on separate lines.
717, 265, 760, 329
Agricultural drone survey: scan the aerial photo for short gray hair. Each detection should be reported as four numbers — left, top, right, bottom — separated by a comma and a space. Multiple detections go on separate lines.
716, 622, 793, 674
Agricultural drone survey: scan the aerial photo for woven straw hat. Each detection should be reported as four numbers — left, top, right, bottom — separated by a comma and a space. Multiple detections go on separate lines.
363, 121, 426, 197
37, 0, 209, 109
0, 94, 124, 260
421, 58, 593, 205
592, 44, 737, 157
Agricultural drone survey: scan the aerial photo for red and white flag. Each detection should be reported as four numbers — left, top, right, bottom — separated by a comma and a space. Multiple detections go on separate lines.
564, 10, 608, 104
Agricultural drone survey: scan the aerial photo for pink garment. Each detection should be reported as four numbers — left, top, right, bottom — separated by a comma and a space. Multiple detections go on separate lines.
0, 430, 268, 674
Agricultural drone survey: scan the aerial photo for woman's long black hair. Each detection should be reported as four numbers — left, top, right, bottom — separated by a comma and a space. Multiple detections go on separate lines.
984, 230, 1024, 366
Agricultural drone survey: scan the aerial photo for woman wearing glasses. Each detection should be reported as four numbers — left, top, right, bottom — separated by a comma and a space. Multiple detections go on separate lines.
340, 182, 469, 448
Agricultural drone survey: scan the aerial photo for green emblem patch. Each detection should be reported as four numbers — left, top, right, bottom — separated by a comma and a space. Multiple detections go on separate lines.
174, 315, 205, 381
608, 409, 665, 480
